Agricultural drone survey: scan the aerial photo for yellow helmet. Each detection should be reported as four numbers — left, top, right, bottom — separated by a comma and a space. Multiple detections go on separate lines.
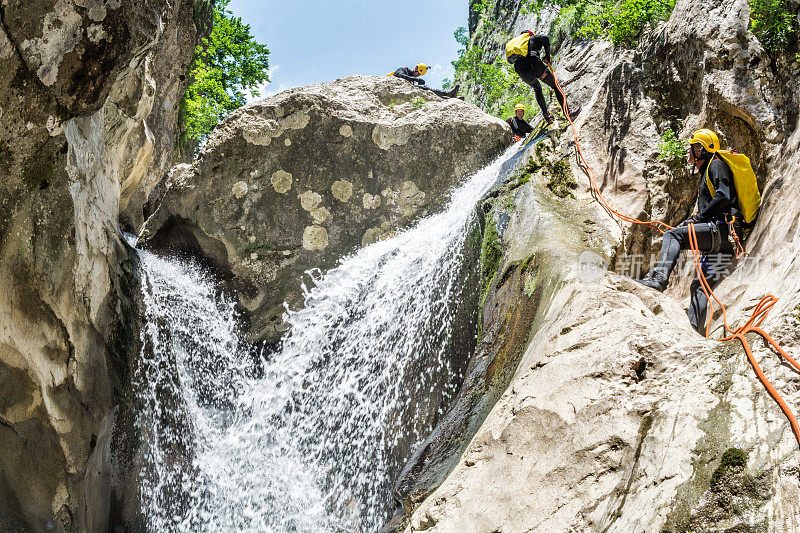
416, 63, 428, 75
515, 103, 525, 112
689, 129, 720, 153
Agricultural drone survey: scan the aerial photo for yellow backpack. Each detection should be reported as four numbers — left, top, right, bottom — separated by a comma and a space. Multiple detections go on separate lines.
506, 32, 532, 64
705, 150, 762, 224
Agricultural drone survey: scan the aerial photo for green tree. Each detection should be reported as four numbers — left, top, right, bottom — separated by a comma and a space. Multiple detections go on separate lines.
749, 0, 796, 52
181, 0, 270, 150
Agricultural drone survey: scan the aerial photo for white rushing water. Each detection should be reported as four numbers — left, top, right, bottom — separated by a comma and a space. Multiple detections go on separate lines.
134, 146, 517, 532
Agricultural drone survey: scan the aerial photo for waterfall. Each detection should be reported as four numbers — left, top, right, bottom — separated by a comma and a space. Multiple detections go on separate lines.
134, 146, 517, 532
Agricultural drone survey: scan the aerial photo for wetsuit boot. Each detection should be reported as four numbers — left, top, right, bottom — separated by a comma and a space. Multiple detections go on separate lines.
636, 222, 723, 292
443, 85, 459, 98
637, 274, 668, 291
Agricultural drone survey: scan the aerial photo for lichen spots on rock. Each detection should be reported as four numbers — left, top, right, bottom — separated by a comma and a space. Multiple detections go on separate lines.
372, 124, 412, 150
19, 0, 84, 86
398, 181, 425, 217
87, 24, 106, 44
302, 225, 328, 250
339, 124, 353, 137
311, 207, 330, 224
332, 180, 353, 203
242, 109, 310, 146
299, 190, 323, 212
232, 181, 248, 199
362, 193, 381, 210
270, 170, 292, 194
361, 224, 394, 247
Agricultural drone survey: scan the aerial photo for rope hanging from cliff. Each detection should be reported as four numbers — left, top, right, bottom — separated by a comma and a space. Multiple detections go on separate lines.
688, 223, 800, 449
544, 61, 674, 235
545, 61, 800, 451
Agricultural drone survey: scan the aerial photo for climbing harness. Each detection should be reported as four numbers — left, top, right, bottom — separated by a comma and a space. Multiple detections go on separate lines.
546, 61, 800, 451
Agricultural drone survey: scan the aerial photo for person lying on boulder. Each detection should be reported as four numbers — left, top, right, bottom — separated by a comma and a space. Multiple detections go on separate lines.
391, 63, 459, 99
505, 31, 581, 124
637, 128, 761, 333
507, 103, 533, 141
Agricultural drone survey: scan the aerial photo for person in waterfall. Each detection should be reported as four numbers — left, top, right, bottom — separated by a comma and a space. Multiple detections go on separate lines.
391, 63, 459, 99
507, 103, 533, 142
505, 31, 581, 125
637, 128, 761, 334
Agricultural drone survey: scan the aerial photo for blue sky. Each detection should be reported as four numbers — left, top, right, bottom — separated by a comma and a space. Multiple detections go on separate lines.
227, 0, 467, 101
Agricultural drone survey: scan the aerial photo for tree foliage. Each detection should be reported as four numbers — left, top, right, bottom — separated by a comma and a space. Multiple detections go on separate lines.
451, 0, 677, 119
657, 128, 687, 167
181, 0, 270, 149
520, 0, 676, 47
749, 0, 796, 52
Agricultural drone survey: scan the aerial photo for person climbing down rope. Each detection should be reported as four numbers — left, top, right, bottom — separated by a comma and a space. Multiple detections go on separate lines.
507, 104, 533, 141
391, 63, 459, 99
637, 128, 761, 333
505, 31, 581, 125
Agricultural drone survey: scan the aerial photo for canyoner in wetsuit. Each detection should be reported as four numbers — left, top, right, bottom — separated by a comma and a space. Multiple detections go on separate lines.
507, 103, 533, 141
392, 63, 459, 99
638, 129, 759, 333
505, 31, 581, 124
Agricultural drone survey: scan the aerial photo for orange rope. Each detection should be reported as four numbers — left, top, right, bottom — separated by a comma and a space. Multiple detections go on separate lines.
545, 61, 800, 451
727, 216, 748, 258
688, 223, 800, 449
545, 61, 674, 234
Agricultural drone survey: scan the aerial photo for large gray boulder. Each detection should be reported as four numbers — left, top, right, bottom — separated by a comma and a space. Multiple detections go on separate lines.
0, 0, 204, 529
141, 75, 511, 342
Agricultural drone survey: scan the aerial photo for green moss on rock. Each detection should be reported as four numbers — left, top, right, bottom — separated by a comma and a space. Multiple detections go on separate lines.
710, 448, 748, 490
480, 220, 502, 296
686, 447, 772, 533
545, 159, 577, 198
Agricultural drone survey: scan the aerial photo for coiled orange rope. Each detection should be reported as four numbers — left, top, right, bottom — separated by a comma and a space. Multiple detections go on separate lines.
545, 61, 800, 450
688, 223, 800, 447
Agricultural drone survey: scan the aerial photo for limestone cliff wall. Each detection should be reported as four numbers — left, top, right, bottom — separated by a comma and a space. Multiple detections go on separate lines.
0, 1, 204, 529
400, 0, 800, 531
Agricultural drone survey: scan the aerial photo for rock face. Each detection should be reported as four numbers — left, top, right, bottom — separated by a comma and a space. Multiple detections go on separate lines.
140, 75, 511, 342
0, 0, 203, 529
399, 0, 800, 531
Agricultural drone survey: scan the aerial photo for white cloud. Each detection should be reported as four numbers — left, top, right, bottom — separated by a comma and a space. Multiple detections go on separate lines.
246, 65, 281, 103
426, 64, 446, 87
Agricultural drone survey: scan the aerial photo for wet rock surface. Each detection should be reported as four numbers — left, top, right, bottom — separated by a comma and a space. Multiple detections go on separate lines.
399, 0, 800, 530
140, 75, 511, 343
0, 0, 204, 529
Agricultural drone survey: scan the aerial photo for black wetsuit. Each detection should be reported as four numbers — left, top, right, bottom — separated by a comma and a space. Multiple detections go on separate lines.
507, 116, 533, 137
647, 155, 744, 332
393, 67, 450, 98
511, 35, 569, 118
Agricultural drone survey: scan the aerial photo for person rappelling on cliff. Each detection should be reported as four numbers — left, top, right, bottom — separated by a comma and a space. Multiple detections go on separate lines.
391, 63, 460, 99
637, 129, 761, 333
507, 103, 533, 141
505, 31, 581, 125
